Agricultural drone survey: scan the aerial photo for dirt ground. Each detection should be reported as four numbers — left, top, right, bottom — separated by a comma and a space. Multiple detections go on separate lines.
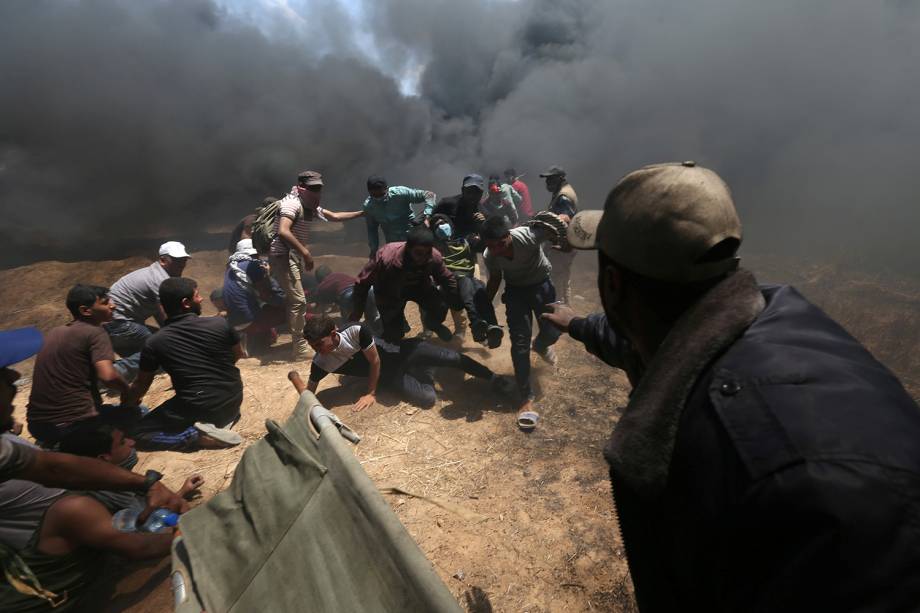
2, 243, 918, 612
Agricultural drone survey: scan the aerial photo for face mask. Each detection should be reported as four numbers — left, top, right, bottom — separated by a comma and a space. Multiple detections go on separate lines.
436, 223, 452, 240
296, 186, 322, 208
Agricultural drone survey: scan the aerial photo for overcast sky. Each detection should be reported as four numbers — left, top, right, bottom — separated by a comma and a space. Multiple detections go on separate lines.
1, 0, 918, 273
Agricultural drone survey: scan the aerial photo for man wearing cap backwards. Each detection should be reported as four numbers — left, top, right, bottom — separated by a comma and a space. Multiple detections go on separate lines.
545, 162, 920, 610
363, 175, 437, 257
104, 241, 191, 381
270, 170, 364, 361
539, 166, 579, 304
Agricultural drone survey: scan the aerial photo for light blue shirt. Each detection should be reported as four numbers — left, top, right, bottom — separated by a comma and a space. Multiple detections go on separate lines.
363, 186, 436, 254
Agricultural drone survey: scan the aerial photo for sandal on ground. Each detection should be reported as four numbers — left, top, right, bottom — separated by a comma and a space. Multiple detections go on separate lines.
517, 410, 540, 431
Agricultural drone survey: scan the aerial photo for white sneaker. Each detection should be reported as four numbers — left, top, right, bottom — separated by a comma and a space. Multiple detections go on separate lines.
194, 423, 242, 446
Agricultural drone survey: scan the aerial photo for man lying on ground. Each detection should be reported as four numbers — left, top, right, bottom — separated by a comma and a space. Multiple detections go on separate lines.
351, 226, 457, 342
104, 241, 191, 380
26, 285, 134, 447
123, 277, 245, 451
303, 315, 514, 411
224, 239, 285, 355
430, 214, 503, 347
308, 265, 381, 333
59, 417, 202, 513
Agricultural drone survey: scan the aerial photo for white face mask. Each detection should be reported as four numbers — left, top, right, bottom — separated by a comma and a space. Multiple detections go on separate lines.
436, 223, 453, 240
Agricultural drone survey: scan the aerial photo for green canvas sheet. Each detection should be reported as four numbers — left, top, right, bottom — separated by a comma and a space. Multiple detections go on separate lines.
172, 391, 461, 613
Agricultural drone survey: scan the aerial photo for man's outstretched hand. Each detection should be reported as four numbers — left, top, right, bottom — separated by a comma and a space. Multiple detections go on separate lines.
541, 303, 578, 333
353, 393, 376, 412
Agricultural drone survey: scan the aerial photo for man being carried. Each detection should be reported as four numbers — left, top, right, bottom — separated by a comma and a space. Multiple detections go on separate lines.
351, 226, 457, 343
363, 175, 436, 256
431, 174, 487, 239
482, 215, 564, 430
27, 285, 133, 447
303, 316, 513, 410
429, 214, 503, 347
123, 277, 245, 451
504, 168, 534, 221
269, 170, 364, 360
308, 265, 381, 333
539, 166, 579, 304
104, 241, 191, 380
224, 239, 285, 356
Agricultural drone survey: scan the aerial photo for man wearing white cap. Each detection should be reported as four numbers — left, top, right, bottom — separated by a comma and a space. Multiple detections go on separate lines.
545, 162, 920, 610
223, 239, 285, 355
104, 241, 191, 380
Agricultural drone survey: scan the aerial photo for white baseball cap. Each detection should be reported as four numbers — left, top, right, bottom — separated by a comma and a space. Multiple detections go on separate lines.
158, 241, 191, 259
235, 238, 257, 256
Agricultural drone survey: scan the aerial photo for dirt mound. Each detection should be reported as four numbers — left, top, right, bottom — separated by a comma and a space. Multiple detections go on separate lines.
5, 246, 918, 612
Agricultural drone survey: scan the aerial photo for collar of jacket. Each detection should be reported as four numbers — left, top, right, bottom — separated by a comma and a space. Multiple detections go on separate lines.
603, 268, 765, 501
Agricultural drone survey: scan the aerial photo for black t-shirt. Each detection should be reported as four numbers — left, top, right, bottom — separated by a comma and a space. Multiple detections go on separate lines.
309, 324, 401, 383
139, 313, 242, 423
432, 194, 481, 238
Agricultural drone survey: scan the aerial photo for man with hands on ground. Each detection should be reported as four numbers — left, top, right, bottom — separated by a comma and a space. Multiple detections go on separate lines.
303, 315, 514, 411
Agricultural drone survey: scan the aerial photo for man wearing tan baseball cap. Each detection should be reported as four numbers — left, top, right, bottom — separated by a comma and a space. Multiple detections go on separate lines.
545, 162, 920, 610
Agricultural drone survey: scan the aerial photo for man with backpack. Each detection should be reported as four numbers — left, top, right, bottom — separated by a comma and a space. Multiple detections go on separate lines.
253, 170, 363, 360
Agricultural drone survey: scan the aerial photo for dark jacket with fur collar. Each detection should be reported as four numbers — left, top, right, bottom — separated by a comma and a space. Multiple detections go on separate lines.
573, 270, 920, 612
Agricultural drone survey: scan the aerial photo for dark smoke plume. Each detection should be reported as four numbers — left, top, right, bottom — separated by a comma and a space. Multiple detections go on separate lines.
2, 0, 919, 274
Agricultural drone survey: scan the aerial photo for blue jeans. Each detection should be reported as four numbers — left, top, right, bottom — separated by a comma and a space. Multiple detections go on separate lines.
104, 320, 157, 381
503, 279, 562, 401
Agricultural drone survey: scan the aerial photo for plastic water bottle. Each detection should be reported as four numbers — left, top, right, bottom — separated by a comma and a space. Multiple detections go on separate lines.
112, 507, 180, 533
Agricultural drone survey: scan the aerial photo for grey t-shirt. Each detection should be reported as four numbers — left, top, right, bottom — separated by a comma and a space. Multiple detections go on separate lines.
0, 434, 65, 550
484, 226, 552, 288
109, 261, 170, 323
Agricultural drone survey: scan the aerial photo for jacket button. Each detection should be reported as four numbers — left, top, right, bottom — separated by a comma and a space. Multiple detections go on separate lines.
720, 380, 741, 396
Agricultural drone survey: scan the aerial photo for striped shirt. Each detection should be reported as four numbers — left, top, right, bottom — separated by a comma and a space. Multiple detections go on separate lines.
269, 191, 315, 257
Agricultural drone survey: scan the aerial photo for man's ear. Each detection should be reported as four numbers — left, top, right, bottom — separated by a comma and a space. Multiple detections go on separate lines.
180, 296, 193, 310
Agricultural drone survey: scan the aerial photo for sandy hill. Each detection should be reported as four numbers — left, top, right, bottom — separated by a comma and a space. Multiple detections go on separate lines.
2, 246, 918, 612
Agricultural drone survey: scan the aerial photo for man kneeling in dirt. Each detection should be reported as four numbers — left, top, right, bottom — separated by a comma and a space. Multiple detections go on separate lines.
545, 161, 920, 610
122, 278, 245, 451
303, 315, 513, 411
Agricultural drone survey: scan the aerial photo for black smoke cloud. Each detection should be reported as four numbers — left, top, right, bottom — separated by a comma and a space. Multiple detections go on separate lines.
2, 0, 919, 274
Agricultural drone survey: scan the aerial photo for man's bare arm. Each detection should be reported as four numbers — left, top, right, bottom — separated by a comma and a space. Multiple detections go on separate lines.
94, 359, 130, 394
19, 451, 188, 520
278, 216, 314, 269
486, 270, 503, 302
320, 208, 365, 222
123, 369, 155, 407
353, 344, 380, 412
48, 496, 173, 560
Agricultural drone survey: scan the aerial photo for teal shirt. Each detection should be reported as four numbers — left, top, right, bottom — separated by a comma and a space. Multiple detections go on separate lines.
363, 186, 436, 254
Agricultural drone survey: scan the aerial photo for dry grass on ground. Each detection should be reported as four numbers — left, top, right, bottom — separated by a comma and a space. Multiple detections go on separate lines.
2, 246, 917, 612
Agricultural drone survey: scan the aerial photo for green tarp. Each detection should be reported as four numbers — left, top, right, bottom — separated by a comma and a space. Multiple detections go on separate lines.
171, 391, 461, 613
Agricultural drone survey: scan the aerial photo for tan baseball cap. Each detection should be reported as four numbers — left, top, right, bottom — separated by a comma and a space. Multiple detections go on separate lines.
567, 161, 742, 283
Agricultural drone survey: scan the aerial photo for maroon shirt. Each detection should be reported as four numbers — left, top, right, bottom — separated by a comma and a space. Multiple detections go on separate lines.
352, 242, 457, 313
308, 273, 356, 304
27, 321, 114, 426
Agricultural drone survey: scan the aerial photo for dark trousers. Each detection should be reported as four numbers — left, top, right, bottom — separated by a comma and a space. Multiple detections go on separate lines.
337, 286, 382, 334
29, 404, 147, 448
384, 340, 493, 407
446, 275, 498, 328
378, 284, 449, 342
130, 394, 241, 451
503, 279, 562, 401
